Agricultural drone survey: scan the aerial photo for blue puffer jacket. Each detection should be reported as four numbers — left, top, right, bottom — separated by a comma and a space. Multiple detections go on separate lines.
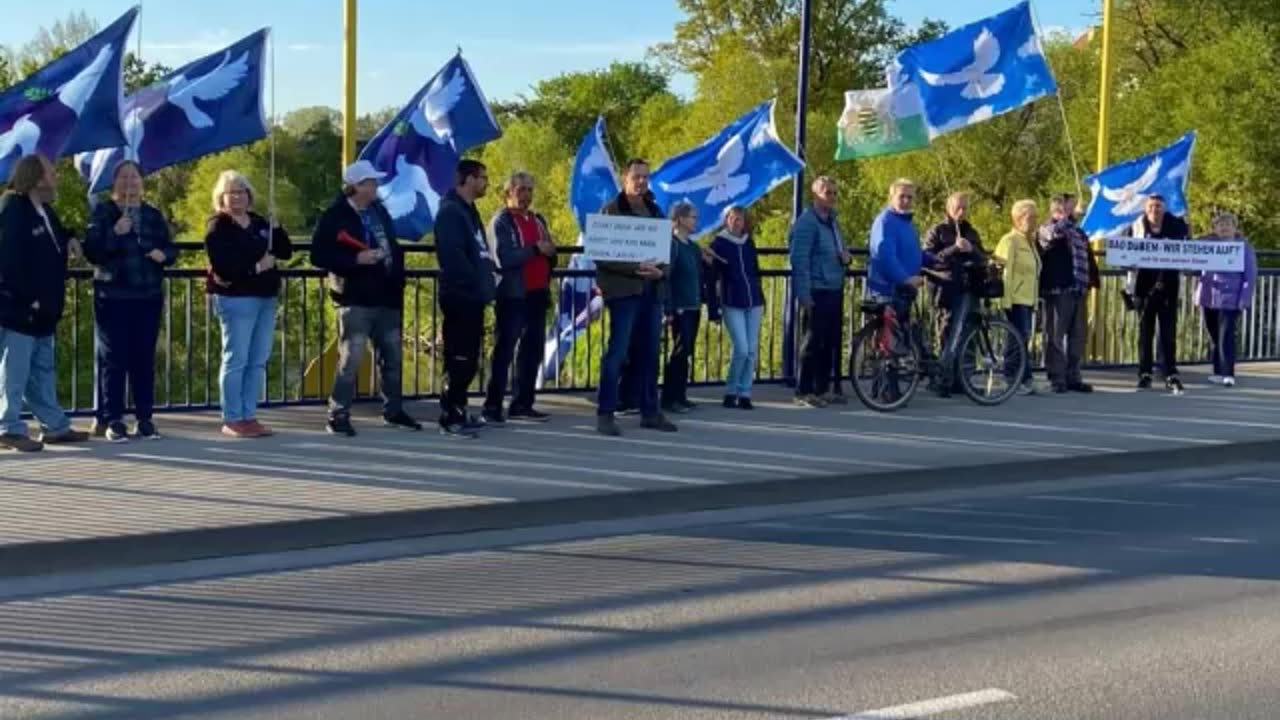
788, 206, 847, 304
867, 207, 923, 297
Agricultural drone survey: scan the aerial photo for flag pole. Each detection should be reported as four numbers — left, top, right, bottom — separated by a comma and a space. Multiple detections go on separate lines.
782, 0, 813, 385
342, 0, 358, 170
1096, 0, 1115, 172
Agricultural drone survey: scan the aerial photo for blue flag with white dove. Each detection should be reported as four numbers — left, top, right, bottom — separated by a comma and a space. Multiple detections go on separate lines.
650, 99, 804, 238
358, 53, 502, 240
540, 116, 617, 384
0, 6, 137, 182
1081, 131, 1196, 238
895, 1, 1055, 138
76, 29, 269, 195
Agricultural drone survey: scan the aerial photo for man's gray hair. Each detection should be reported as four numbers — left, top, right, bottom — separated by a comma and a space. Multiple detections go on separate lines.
502, 170, 535, 196
811, 175, 837, 193
670, 199, 697, 223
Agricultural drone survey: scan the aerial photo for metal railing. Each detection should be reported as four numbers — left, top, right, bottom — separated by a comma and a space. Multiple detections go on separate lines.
53, 246, 1280, 416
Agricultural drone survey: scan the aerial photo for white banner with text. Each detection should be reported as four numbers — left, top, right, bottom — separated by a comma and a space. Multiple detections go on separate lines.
1104, 237, 1245, 272
582, 214, 672, 264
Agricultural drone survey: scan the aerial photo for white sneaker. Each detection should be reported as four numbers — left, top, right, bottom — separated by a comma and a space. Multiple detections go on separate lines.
1223, 376, 1236, 387
1207, 375, 1224, 385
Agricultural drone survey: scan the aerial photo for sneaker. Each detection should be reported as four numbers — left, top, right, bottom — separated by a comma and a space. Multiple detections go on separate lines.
481, 409, 507, 427
90, 418, 108, 438
1223, 376, 1236, 387
1068, 382, 1094, 394
440, 421, 478, 439
824, 393, 849, 406
39, 428, 90, 444
0, 433, 42, 452
723, 394, 738, 409
640, 414, 678, 432
737, 397, 755, 410
464, 413, 488, 431
383, 411, 423, 431
661, 402, 690, 415
795, 394, 827, 409
135, 420, 162, 440
1017, 380, 1037, 396
327, 415, 357, 437
597, 414, 622, 437
678, 400, 698, 411
221, 421, 255, 438
617, 407, 641, 418
507, 407, 551, 423
243, 419, 274, 437
1052, 383, 1069, 394
1207, 375, 1224, 385
1137, 375, 1153, 390
1166, 376, 1185, 396
105, 422, 130, 443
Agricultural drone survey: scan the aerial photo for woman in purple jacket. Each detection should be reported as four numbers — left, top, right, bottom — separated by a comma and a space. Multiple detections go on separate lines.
1195, 211, 1257, 387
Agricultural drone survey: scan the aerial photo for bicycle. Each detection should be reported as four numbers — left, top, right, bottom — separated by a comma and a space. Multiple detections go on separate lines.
848, 265, 1028, 412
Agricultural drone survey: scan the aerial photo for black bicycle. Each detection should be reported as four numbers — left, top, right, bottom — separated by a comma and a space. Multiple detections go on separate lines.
849, 265, 1028, 412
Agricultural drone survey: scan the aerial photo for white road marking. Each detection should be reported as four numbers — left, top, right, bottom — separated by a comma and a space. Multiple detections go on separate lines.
749, 522, 1053, 546
1193, 536, 1257, 545
1028, 494, 1197, 508
911, 506, 1062, 521
831, 688, 1017, 719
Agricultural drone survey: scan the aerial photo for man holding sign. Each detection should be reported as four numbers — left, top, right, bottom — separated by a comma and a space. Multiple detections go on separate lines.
1121, 194, 1190, 394
587, 158, 676, 437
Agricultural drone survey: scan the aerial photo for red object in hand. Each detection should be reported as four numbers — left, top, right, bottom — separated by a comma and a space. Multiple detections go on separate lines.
337, 230, 369, 251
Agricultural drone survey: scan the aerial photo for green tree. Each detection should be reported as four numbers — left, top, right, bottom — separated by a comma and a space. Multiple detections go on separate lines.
178, 139, 306, 246
510, 62, 673, 152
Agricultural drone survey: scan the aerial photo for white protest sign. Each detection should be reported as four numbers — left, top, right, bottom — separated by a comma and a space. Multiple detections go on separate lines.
583, 214, 672, 264
1104, 237, 1245, 272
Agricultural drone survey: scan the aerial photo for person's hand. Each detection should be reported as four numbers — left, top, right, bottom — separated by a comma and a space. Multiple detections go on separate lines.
356, 249, 382, 265
30, 300, 40, 311
67, 238, 83, 260
839, 249, 852, 265
147, 248, 167, 264
702, 246, 725, 264
256, 253, 276, 273
537, 239, 556, 257
113, 216, 132, 236
955, 237, 973, 253
636, 262, 662, 279
907, 275, 925, 288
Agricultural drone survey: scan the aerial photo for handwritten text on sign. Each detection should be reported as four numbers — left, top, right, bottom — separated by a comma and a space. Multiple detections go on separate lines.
583, 214, 672, 264
1104, 237, 1245, 272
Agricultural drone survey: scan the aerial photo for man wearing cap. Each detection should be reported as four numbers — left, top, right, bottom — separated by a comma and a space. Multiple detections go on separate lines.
310, 160, 422, 435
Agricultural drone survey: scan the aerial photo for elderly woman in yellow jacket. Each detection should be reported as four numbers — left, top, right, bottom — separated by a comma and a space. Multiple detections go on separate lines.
994, 199, 1042, 394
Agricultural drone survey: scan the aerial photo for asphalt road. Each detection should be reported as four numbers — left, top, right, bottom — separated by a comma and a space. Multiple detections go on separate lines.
2, 461, 1279, 719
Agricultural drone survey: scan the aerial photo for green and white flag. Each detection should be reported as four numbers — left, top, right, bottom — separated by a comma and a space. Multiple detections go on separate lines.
835, 87, 929, 160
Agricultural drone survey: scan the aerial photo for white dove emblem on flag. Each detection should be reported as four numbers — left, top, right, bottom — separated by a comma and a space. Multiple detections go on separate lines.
0, 44, 115, 159
167, 51, 251, 129
379, 154, 440, 221
409, 71, 466, 145
658, 134, 750, 206
1102, 157, 1162, 217
918, 28, 1006, 100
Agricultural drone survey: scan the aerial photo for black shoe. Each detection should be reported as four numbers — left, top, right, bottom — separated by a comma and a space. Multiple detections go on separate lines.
723, 394, 738, 408
1067, 382, 1094, 394
0, 433, 42, 452
440, 421, 478, 439
90, 419, 108, 438
1052, 383, 1069, 394
508, 407, 550, 423
662, 402, 690, 415
640, 414, 679, 432
597, 415, 622, 437
135, 419, 162, 440
465, 413, 488, 431
480, 409, 506, 427
383, 411, 423, 431
678, 400, 697, 411
106, 422, 130, 443
1137, 374, 1153, 390
1166, 376, 1185, 395
327, 415, 357, 437
737, 397, 755, 410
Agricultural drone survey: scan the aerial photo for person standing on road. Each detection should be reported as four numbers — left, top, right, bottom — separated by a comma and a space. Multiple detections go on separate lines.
661, 200, 706, 414
1123, 194, 1190, 394
1037, 193, 1096, 395
789, 175, 852, 408
925, 192, 986, 397
0, 154, 90, 452
205, 170, 293, 438
310, 160, 422, 437
994, 199, 1042, 395
710, 205, 764, 410
434, 159, 495, 438
83, 160, 177, 442
1196, 211, 1257, 388
483, 170, 558, 425
595, 158, 675, 437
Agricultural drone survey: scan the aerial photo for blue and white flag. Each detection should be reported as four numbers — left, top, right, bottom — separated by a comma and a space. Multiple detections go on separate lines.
540, 117, 617, 384
895, 1, 1056, 138
359, 53, 502, 240
76, 29, 269, 195
0, 6, 137, 181
1081, 131, 1196, 238
650, 99, 804, 238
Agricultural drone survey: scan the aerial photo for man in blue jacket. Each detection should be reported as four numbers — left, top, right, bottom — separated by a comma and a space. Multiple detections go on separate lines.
868, 178, 926, 313
788, 176, 852, 408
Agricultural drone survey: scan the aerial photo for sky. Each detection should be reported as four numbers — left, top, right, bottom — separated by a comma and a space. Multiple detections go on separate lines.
3, 0, 1099, 117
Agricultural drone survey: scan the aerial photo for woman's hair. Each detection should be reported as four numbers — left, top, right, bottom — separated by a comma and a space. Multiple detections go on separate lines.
669, 199, 697, 224
211, 170, 256, 213
720, 204, 751, 234
1212, 210, 1239, 228
1011, 199, 1038, 226
112, 159, 142, 184
887, 178, 915, 201
7, 154, 48, 195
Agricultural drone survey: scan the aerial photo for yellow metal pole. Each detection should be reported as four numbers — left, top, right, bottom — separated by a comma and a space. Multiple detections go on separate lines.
342, 0, 358, 169
1088, 0, 1116, 362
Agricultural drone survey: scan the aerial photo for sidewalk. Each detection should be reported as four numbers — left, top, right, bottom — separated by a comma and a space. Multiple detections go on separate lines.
3, 364, 1278, 575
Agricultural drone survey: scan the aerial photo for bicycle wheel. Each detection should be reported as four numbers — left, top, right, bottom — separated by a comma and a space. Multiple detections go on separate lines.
957, 316, 1026, 406
849, 319, 922, 413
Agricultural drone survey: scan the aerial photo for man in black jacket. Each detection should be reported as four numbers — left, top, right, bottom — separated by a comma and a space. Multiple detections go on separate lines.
0, 154, 90, 452
311, 160, 422, 436
1122, 194, 1189, 394
1038, 193, 1098, 394
434, 159, 495, 437
924, 192, 986, 396
483, 170, 557, 424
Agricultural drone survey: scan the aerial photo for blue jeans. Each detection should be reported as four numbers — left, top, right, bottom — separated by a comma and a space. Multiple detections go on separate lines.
213, 295, 277, 422
723, 306, 763, 397
1005, 304, 1034, 383
0, 329, 71, 436
1203, 308, 1239, 377
598, 291, 661, 417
